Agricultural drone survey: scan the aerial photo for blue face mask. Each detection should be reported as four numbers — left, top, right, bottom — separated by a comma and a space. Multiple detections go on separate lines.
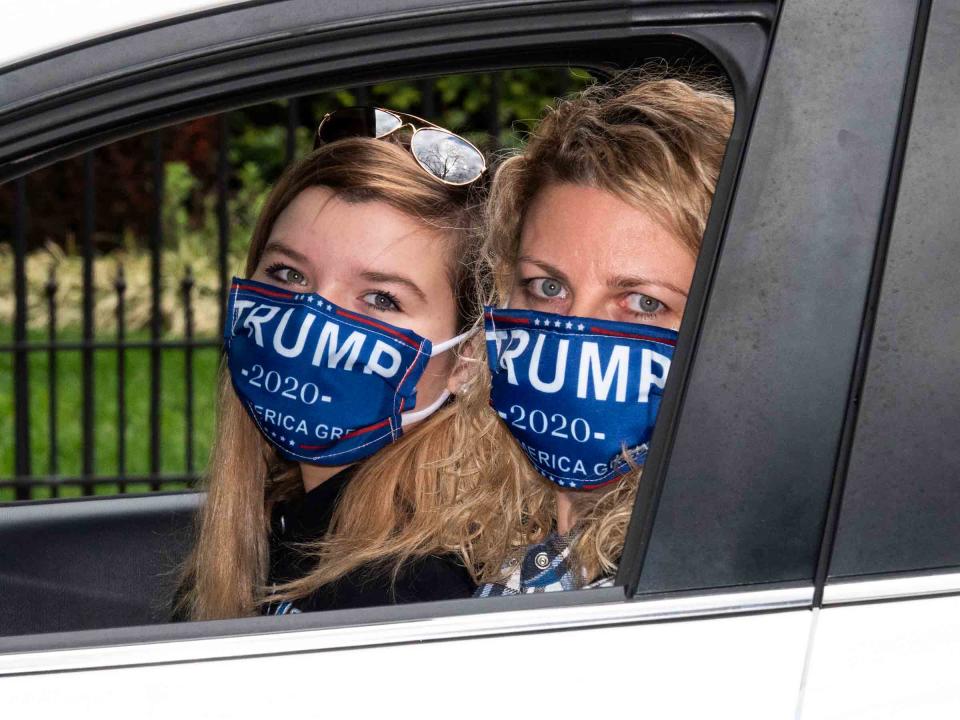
225, 277, 469, 466
484, 307, 678, 490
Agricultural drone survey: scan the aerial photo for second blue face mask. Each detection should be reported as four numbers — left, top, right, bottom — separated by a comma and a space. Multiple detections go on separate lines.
484, 307, 678, 490
225, 277, 467, 466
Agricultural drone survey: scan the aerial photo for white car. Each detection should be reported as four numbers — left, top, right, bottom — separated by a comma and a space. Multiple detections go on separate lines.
1, 1, 958, 717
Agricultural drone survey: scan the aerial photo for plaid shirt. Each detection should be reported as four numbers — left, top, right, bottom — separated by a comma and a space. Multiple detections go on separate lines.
474, 532, 614, 597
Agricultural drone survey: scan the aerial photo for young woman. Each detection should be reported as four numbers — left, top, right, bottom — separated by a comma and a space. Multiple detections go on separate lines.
177, 109, 515, 619
473, 74, 735, 594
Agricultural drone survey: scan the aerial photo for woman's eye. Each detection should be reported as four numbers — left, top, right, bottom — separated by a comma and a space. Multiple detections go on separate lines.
527, 277, 568, 300
625, 293, 664, 315
265, 264, 307, 286
362, 291, 400, 312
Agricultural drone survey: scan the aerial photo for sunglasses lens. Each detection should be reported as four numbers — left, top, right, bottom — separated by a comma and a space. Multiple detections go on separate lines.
409, 128, 485, 185
315, 108, 484, 185
374, 109, 403, 137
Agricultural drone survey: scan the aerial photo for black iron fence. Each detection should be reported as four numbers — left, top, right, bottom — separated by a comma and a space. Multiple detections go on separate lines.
1, 69, 589, 502
4, 129, 224, 500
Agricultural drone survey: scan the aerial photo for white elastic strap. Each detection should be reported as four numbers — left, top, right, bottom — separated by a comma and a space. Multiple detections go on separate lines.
400, 328, 474, 427
430, 328, 475, 356
400, 389, 451, 427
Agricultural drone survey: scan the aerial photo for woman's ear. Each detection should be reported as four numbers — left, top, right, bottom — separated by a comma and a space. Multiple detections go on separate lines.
446, 356, 473, 396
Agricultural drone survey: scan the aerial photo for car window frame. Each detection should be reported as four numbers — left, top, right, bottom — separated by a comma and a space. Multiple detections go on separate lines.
0, 0, 800, 666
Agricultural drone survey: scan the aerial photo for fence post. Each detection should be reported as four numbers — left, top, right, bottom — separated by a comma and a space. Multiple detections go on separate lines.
115, 263, 127, 492
45, 263, 59, 495
418, 78, 436, 118
182, 266, 195, 477
286, 97, 299, 165
81, 151, 96, 495
150, 130, 164, 491
12, 177, 31, 501
217, 114, 230, 338
487, 72, 503, 147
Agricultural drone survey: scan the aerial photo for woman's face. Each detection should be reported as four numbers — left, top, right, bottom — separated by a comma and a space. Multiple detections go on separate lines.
510, 182, 696, 331
250, 186, 461, 409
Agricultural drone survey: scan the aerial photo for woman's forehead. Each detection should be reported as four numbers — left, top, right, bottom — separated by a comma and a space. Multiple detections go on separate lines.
519, 183, 694, 278
270, 187, 453, 283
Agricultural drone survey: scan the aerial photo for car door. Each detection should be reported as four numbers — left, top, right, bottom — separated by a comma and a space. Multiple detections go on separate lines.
1, 1, 945, 717
800, 2, 960, 717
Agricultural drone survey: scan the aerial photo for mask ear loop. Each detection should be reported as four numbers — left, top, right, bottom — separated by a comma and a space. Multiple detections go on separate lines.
399, 327, 476, 427
400, 388, 451, 427
429, 327, 475, 356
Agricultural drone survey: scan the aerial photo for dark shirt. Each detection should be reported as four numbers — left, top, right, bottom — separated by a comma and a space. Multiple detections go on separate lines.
263, 465, 475, 614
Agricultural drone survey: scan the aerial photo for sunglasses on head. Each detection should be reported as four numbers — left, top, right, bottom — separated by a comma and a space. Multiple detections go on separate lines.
314, 106, 486, 187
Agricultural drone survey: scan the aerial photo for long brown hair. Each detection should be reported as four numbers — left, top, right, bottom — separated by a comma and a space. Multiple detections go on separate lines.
471, 71, 735, 583
179, 138, 511, 619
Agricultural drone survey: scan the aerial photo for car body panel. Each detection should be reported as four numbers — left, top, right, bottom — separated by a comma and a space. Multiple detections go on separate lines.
0, 0, 241, 70
3, 607, 813, 719
802, 595, 960, 719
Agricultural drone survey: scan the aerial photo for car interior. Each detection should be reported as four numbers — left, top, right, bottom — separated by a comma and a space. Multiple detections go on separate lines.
0, 42, 743, 638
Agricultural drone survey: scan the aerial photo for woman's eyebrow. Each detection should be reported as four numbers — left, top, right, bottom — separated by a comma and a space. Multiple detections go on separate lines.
261, 240, 310, 266
517, 255, 572, 286
360, 270, 428, 303
608, 274, 689, 297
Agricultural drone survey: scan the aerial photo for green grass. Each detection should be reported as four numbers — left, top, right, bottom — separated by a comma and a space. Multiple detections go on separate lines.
0, 325, 220, 501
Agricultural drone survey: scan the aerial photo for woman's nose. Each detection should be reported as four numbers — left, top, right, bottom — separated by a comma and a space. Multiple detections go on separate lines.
311, 281, 347, 307
568, 292, 612, 321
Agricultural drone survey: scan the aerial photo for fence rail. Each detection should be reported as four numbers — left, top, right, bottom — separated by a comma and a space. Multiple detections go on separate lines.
6, 252, 213, 499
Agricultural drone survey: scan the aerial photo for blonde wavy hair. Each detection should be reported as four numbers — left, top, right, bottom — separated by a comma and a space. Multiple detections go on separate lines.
178, 138, 525, 620
469, 71, 735, 584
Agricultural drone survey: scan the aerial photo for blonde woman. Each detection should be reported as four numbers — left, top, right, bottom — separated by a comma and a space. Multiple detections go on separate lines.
473, 75, 735, 594
178, 109, 514, 619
